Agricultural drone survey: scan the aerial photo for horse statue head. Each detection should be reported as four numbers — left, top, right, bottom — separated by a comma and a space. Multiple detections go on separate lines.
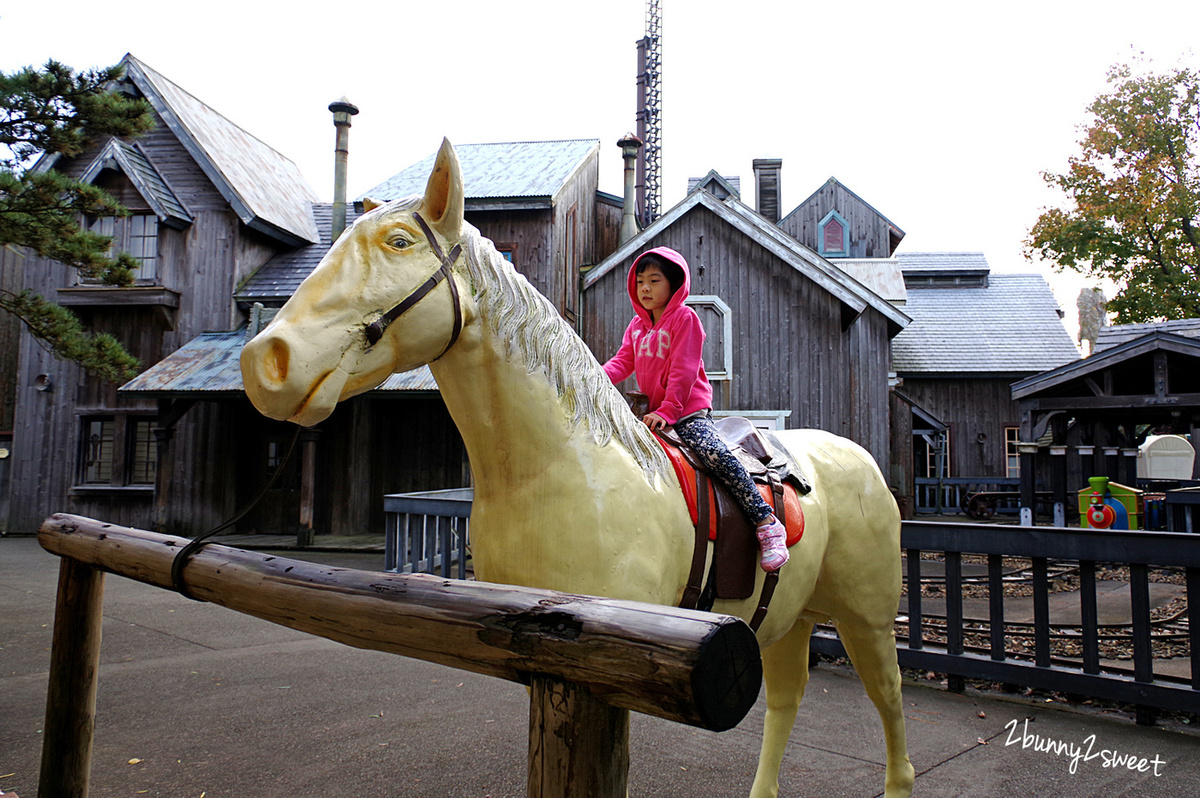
241, 139, 470, 428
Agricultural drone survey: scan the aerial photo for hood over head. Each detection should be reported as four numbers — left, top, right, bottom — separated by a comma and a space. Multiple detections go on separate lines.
626, 246, 691, 324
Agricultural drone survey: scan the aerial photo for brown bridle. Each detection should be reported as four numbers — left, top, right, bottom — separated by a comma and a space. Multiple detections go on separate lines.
363, 211, 463, 359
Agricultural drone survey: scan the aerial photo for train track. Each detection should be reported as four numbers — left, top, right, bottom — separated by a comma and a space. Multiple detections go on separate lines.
895, 558, 1191, 653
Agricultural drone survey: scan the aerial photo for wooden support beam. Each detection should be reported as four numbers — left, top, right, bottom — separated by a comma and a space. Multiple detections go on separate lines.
39, 558, 105, 798
528, 675, 630, 798
37, 514, 761, 732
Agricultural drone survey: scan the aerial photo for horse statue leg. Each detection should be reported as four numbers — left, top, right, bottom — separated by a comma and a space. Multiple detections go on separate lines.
838, 623, 915, 797
750, 619, 815, 798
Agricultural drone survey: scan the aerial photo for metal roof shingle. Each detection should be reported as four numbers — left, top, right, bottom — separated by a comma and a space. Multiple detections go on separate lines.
125, 55, 321, 244
119, 329, 437, 395
360, 139, 599, 202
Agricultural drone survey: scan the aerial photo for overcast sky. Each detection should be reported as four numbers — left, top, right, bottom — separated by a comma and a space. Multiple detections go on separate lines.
4, 1, 1197, 338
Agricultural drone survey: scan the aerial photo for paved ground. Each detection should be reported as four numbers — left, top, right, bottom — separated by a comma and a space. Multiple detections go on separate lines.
3, 534, 1199, 798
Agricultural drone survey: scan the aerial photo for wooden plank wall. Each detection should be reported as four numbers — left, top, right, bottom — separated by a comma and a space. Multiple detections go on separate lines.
778, 181, 894, 259
581, 204, 893, 468
0, 244, 25, 432
472, 208, 553, 300
898, 376, 1022, 478
549, 151, 600, 321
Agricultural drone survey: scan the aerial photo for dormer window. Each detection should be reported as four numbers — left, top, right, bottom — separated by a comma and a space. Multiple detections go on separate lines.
818, 209, 849, 258
84, 212, 159, 283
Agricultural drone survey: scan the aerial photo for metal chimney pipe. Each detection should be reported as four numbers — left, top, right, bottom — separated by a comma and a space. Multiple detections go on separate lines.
328, 97, 360, 241
618, 133, 643, 245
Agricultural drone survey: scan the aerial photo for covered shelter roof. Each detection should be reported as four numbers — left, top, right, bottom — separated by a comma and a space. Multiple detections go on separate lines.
119, 329, 438, 398
1012, 330, 1200, 417
1095, 318, 1200, 352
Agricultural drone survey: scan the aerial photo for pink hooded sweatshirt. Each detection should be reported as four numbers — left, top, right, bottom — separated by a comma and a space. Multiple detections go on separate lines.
603, 246, 713, 425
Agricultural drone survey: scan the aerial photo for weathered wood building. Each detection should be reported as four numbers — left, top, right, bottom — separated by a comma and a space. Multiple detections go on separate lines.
5, 55, 322, 537
767, 175, 1078, 511
581, 175, 910, 468
359, 140, 620, 327
777, 176, 905, 260
890, 253, 1079, 486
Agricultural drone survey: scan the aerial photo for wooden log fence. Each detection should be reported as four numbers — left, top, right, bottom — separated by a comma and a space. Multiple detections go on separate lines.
36, 514, 762, 798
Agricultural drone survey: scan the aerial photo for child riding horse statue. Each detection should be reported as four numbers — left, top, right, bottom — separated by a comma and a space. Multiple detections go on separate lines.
240, 140, 914, 798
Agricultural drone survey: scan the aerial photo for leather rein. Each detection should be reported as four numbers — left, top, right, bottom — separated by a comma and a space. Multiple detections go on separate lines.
363, 211, 464, 358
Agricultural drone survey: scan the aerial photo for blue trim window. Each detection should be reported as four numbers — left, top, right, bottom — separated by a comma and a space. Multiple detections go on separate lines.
818, 209, 849, 258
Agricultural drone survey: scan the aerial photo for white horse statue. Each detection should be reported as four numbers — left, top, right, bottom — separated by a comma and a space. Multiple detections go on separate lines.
240, 140, 913, 798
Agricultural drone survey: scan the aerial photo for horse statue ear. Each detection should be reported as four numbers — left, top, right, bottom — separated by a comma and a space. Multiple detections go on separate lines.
421, 138, 465, 242
361, 197, 384, 212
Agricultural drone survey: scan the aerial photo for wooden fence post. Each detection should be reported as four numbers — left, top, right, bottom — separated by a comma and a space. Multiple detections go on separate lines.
528, 675, 630, 798
39, 557, 106, 798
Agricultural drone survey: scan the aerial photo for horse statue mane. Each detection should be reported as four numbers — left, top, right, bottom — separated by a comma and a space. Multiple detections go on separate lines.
409, 198, 672, 484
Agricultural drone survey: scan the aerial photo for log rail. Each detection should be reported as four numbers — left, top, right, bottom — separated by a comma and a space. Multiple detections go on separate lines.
37, 514, 761, 798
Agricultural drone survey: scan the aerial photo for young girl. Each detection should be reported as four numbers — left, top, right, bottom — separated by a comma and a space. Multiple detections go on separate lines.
603, 246, 789, 571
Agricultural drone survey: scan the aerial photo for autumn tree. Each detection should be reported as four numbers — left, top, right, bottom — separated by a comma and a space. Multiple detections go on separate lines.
1026, 61, 1200, 323
1, 59, 155, 381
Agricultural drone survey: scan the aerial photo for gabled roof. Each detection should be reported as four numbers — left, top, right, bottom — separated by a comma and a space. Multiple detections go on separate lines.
780, 176, 906, 240
892, 272, 1079, 376
78, 139, 192, 229
1095, 318, 1200, 352
119, 55, 321, 246
686, 171, 740, 199
1012, 330, 1200, 400
119, 329, 437, 396
582, 186, 910, 336
360, 139, 600, 209
236, 203, 357, 304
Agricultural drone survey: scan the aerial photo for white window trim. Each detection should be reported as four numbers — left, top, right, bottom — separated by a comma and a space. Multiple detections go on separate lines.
818, 209, 850, 258
711, 409, 792, 431
686, 294, 732, 381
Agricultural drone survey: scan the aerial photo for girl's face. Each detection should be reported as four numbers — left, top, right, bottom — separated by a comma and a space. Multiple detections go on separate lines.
636, 263, 673, 319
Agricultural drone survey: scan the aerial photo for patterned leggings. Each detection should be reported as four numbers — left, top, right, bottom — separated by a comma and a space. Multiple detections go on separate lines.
674, 412, 774, 525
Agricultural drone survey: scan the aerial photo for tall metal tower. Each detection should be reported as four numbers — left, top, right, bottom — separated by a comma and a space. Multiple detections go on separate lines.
636, 0, 662, 226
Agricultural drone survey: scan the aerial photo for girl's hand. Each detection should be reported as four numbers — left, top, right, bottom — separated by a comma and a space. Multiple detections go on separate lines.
643, 412, 668, 432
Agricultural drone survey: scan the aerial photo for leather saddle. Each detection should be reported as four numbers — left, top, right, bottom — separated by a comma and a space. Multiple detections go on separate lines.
627, 394, 811, 626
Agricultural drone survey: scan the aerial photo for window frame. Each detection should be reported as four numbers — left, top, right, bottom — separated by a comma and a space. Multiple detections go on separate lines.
1005, 426, 1021, 477
817, 209, 850, 258
685, 295, 733, 381
74, 413, 158, 492
81, 212, 160, 284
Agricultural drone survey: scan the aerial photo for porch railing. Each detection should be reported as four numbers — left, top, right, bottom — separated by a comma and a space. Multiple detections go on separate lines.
914, 477, 1020, 515
383, 488, 473, 578
810, 520, 1200, 723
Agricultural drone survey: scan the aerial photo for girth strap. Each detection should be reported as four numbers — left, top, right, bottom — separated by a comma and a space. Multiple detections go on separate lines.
679, 470, 710, 610
364, 211, 463, 358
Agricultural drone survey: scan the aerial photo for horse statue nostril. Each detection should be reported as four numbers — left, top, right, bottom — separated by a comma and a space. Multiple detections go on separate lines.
264, 337, 290, 383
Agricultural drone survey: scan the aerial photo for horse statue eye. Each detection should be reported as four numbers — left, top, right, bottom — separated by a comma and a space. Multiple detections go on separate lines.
388, 236, 410, 250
